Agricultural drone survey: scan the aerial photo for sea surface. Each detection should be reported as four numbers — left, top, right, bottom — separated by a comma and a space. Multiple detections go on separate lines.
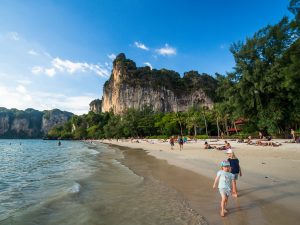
0, 140, 205, 225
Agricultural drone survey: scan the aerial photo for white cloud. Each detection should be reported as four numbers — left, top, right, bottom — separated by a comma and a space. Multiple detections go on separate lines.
134, 41, 149, 51
144, 62, 152, 70
89, 64, 110, 77
45, 68, 56, 77
16, 85, 27, 94
0, 86, 32, 108
156, 44, 176, 56
28, 49, 39, 55
17, 79, 32, 85
0, 85, 96, 115
0, 33, 106, 115
43, 51, 52, 58
108, 53, 116, 60
220, 44, 226, 49
7, 32, 20, 41
52, 57, 87, 73
31, 57, 110, 77
31, 66, 43, 74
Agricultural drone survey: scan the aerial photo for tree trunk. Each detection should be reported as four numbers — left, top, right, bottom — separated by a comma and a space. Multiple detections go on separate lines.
203, 114, 208, 136
194, 125, 197, 137
233, 121, 238, 134
225, 119, 229, 136
205, 119, 208, 136
217, 117, 220, 138
178, 121, 183, 136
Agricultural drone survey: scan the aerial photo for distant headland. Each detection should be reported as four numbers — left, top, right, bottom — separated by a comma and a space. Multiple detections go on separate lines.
0, 108, 73, 138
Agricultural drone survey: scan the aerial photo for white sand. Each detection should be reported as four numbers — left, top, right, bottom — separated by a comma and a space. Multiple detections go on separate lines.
100, 138, 300, 217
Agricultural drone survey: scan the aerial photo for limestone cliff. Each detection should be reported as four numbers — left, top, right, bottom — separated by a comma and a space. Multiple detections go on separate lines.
89, 99, 102, 113
41, 109, 73, 134
0, 108, 73, 138
102, 53, 215, 114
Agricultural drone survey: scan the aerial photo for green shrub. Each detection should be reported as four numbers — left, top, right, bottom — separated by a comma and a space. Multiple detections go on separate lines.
195, 135, 209, 139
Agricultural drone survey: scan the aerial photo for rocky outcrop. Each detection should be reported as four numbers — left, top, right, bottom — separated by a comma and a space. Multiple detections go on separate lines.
41, 109, 73, 134
0, 108, 73, 138
102, 53, 215, 114
89, 99, 102, 113
0, 115, 10, 134
11, 118, 33, 135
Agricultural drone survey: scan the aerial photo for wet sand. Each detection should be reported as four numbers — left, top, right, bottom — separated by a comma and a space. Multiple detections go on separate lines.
107, 143, 300, 225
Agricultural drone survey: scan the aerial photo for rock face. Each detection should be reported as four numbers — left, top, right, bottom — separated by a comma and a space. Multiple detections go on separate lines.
0, 107, 73, 138
0, 115, 10, 134
11, 118, 33, 136
102, 53, 215, 114
41, 109, 73, 134
89, 99, 102, 113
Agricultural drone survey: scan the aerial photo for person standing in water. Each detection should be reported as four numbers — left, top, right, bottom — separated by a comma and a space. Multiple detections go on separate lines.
226, 149, 242, 197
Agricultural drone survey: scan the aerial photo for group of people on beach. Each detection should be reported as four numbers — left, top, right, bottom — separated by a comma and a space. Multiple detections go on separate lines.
204, 140, 231, 150
169, 135, 187, 151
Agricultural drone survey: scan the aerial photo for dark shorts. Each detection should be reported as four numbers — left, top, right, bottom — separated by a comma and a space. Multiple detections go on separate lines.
232, 173, 239, 180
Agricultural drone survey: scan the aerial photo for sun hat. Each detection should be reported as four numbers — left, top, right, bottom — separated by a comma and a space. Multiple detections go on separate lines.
226, 148, 233, 154
220, 160, 230, 167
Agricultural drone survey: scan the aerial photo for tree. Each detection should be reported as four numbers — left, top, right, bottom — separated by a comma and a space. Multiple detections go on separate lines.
174, 112, 186, 136
229, 17, 299, 133
154, 113, 178, 136
289, 0, 300, 24
103, 114, 122, 138
186, 106, 202, 136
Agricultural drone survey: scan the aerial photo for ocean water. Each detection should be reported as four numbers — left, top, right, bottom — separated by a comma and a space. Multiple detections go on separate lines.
0, 140, 205, 225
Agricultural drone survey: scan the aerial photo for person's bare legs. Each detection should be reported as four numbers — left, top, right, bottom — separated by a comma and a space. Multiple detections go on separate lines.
220, 195, 228, 216
179, 144, 183, 151
224, 196, 228, 213
232, 180, 238, 197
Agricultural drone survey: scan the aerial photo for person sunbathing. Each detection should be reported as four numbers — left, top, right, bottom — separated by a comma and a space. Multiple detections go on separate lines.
217, 141, 231, 150
204, 141, 214, 149
246, 136, 254, 145
270, 142, 282, 147
256, 140, 268, 146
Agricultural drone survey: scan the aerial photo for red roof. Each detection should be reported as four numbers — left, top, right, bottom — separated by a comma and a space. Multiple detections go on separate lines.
234, 120, 244, 125
228, 128, 241, 132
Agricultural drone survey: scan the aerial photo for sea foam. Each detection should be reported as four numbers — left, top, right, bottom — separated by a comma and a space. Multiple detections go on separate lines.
69, 182, 81, 193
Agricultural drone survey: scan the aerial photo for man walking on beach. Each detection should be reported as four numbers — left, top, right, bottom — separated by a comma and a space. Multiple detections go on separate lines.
178, 135, 184, 151
169, 136, 175, 150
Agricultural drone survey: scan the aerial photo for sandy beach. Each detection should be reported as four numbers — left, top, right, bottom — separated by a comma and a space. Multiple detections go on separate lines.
99, 138, 300, 225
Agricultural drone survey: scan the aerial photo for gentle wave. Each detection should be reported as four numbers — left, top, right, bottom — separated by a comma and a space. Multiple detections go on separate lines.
69, 182, 81, 193
86, 148, 100, 155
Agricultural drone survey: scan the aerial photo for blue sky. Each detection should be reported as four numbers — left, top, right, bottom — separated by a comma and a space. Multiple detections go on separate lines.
0, 0, 292, 114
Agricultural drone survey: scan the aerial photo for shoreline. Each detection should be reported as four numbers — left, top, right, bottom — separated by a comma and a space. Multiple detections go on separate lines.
97, 139, 300, 225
